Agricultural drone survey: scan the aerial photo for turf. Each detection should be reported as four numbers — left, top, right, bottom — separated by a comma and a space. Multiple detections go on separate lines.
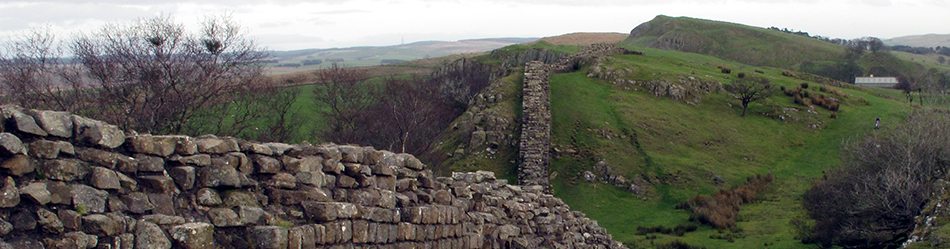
547, 45, 912, 248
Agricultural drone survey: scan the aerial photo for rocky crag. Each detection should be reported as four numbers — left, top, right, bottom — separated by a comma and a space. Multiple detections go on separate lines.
0, 105, 626, 249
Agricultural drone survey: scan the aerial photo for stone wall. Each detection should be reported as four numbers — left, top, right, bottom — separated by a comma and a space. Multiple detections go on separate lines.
0, 105, 625, 249
516, 44, 639, 190
517, 61, 553, 190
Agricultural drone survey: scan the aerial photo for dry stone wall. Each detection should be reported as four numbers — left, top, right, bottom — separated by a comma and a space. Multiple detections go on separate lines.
516, 44, 639, 190
0, 104, 625, 249
517, 61, 553, 191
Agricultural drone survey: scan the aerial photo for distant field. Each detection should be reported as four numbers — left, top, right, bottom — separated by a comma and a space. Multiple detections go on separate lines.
264, 38, 535, 74
885, 33, 950, 47
524, 32, 629, 46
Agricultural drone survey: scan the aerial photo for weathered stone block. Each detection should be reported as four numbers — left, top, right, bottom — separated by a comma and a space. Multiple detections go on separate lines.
268, 172, 297, 189
338, 145, 364, 163
12, 110, 48, 136
1, 155, 33, 176
31, 110, 73, 138
135, 221, 171, 249
301, 201, 358, 221
247, 226, 289, 249
0, 133, 25, 156
135, 154, 165, 172
288, 225, 315, 249
57, 209, 82, 232
127, 134, 176, 157
322, 160, 344, 174
169, 135, 198, 155
147, 193, 176, 215
284, 156, 321, 173
90, 167, 121, 190
196, 188, 222, 206
19, 182, 50, 205
71, 184, 108, 213
123, 192, 153, 214
170, 222, 215, 249
29, 140, 61, 159
0, 177, 18, 208
82, 214, 117, 236
397, 222, 415, 241
72, 115, 125, 148
168, 166, 196, 190
352, 219, 369, 243
195, 136, 239, 154
294, 171, 326, 187
337, 174, 358, 188
254, 155, 281, 174
140, 214, 186, 226
11, 210, 36, 231
176, 154, 210, 166
36, 208, 64, 234
197, 165, 243, 188
139, 175, 177, 193
237, 205, 264, 225
263, 142, 295, 155
208, 208, 242, 227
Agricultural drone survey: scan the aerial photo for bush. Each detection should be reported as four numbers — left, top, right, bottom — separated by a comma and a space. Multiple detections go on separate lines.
657, 240, 707, 249
803, 111, 950, 248
636, 224, 699, 236
800, 82, 809, 89
678, 174, 773, 229
737, 72, 746, 78
721, 67, 732, 74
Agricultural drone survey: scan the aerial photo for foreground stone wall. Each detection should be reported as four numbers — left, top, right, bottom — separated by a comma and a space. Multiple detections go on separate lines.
0, 105, 625, 249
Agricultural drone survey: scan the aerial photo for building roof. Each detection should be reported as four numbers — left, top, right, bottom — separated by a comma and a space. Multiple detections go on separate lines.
855, 76, 899, 84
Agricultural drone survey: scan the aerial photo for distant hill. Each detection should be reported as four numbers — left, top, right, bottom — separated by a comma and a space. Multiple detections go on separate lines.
525, 32, 628, 46
621, 15, 844, 69
265, 38, 537, 74
884, 34, 950, 47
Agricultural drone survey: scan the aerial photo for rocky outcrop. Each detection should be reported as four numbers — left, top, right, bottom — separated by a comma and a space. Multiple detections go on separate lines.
0, 104, 625, 249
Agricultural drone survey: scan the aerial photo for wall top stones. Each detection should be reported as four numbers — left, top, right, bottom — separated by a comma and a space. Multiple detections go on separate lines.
0, 104, 626, 249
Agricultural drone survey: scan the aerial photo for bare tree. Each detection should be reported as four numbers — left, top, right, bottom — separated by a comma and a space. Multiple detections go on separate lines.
366, 76, 461, 154
312, 63, 376, 143
803, 111, 950, 248
0, 28, 89, 112
726, 75, 772, 117
68, 14, 268, 134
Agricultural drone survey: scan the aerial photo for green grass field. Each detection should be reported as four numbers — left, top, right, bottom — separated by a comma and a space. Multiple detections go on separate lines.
547, 45, 913, 248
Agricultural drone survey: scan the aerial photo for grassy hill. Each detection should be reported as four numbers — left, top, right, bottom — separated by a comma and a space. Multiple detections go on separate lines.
622, 15, 844, 69
547, 44, 913, 248
885, 34, 950, 47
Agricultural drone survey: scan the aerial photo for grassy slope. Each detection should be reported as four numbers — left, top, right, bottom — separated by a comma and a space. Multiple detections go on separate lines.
622, 15, 843, 69
549, 45, 911, 248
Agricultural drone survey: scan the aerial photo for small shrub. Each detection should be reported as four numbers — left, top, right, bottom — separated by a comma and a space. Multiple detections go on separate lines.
721, 67, 732, 74
782, 71, 795, 77
800, 82, 809, 89
679, 174, 774, 229
755, 69, 765, 74
657, 240, 707, 249
737, 72, 746, 78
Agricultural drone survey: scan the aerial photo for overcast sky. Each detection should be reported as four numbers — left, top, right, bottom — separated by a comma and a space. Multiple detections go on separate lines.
0, 0, 947, 51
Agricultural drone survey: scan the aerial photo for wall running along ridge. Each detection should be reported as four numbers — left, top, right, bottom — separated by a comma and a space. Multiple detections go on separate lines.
0, 105, 626, 249
517, 44, 638, 190
517, 61, 553, 190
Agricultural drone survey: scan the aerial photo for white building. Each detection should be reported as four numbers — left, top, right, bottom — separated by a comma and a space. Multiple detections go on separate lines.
855, 75, 899, 88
